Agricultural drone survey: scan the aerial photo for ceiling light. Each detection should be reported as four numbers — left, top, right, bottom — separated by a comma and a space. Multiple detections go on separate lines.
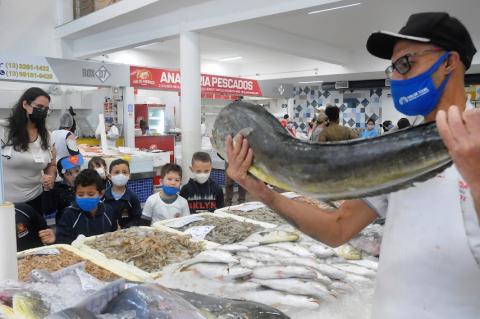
298, 80, 324, 84
218, 56, 243, 62
308, 2, 361, 14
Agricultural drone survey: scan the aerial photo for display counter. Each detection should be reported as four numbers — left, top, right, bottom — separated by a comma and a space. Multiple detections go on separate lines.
135, 135, 175, 163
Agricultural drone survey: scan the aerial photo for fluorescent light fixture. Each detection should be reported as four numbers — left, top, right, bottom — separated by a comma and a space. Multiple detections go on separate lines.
218, 56, 243, 62
298, 80, 324, 84
308, 2, 361, 14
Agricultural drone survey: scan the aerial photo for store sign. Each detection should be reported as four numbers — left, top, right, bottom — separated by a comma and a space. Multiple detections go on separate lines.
130, 66, 262, 96
0, 54, 129, 87
0, 55, 59, 83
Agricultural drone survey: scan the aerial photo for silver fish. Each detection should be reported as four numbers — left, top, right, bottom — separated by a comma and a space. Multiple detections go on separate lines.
240, 257, 265, 269
347, 259, 379, 270
252, 266, 318, 280
251, 278, 334, 302
275, 257, 347, 280
267, 243, 315, 258
333, 263, 376, 278
216, 244, 250, 252
243, 230, 299, 245
249, 246, 297, 259
185, 263, 252, 281
240, 290, 320, 310
307, 243, 336, 258
181, 250, 238, 269
211, 101, 452, 200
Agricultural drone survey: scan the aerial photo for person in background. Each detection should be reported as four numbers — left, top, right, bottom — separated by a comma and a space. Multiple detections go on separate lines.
104, 159, 141, 228
382, 120, 394, 133
180, 152, 224, 214
88, 156, 111, 190
139, 119, 149, 136
96, 119, 119, 149
1, 87, 56, 215
310, 111, 328, 143
285, 120, 297, 137
56, 169, 117, 244
397, 117, 411, 129
361, 118, 379, 138
280, 114, 289, 128
15, 203, 55, 252
140, 164, 189, 225
51, 112, 79, 161
318, 105, 358, 142
225, 162, 246, 207
43, 154, 83, 224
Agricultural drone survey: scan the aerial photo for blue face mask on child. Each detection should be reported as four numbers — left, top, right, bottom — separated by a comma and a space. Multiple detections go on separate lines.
162, 185, 180, 196
76, 196, 100, 212
390, 51, 451, 117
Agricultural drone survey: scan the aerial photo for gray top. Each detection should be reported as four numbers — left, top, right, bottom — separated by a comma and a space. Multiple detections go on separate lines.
1, 127, 53, 203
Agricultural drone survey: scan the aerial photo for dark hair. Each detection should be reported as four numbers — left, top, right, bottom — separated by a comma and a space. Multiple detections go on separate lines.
88, 156, 107, 170
397, 118, 411, 130
74, 169, 104, 192
367, 118, 375, 125
4, 87, 51, 152
161, 163, 182, 179
192, 152, 212, 165
283, 114, 289, 120
109, 158, 130, 173
382, 120, 393, 132
325, 106, 340, 122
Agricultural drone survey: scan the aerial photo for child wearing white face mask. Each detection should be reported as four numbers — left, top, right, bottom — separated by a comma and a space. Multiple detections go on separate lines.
103, 159, 141, 228
180, 152, 224, 214
88, 156, 112, 191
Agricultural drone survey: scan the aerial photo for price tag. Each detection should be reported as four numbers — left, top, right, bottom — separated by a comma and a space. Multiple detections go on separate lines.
164, 215, 205, 228
184, 226, 215, 241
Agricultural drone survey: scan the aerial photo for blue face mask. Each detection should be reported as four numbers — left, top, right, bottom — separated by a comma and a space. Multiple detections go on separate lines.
162, 185, 180, 196
390, 52, 451, 117
76, 196, 100, 212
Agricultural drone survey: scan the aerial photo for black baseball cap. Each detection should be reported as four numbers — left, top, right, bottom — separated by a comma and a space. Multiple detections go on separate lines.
367, 12, 477, 69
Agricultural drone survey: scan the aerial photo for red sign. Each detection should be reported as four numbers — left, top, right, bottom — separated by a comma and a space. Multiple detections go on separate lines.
130, 66, 262, 96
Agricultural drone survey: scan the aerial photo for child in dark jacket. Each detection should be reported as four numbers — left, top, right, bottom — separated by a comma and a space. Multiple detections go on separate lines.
56, 169, 118, 244
104, 159, 141, 228
180, 152, 224, 214
43, 154, 82, 224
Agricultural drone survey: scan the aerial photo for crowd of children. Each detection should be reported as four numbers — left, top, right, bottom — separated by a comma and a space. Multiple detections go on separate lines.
15, 151, 230, 251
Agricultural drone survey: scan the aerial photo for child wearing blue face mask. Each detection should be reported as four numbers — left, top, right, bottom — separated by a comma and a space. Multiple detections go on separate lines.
56, 169, 118, 244
140, 163, 190, 225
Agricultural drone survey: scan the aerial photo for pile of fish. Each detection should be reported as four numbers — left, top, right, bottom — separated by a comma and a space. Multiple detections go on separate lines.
177, 215, 264, 244
167, 228, 378, 311
85, 227, 204, 272
17, 248, 119, 282
1, 263, 290, 319
226, 206, 288, 225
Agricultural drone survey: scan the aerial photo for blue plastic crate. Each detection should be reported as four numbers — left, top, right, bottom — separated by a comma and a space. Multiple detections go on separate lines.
127, 178, 154, 203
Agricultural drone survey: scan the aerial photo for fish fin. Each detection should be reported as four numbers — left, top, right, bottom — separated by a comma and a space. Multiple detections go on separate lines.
238, 127, 254, 137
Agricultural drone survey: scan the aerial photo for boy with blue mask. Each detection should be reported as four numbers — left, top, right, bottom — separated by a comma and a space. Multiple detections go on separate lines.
42, 154, 83, 224
104, 159, 141, 228
141, 163, 189, 225
180, 152, 224, 214
56, 169, 117, 244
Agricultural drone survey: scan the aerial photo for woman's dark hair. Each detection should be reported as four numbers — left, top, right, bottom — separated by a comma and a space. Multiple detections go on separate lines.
325, 106, 340, 122
5, 87, 51, 151
74, 169, 104, 192
88, 156, 107, 170
397, 118, 411, 130
367, 118, 375, 125
161, 163, 182, 179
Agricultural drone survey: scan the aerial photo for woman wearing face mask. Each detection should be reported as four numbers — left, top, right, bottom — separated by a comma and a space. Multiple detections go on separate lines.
1, 87, 57, 215
361, 118, 379, 138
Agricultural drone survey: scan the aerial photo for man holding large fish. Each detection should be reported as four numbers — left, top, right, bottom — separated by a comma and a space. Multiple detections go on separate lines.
223, 12, 480, 319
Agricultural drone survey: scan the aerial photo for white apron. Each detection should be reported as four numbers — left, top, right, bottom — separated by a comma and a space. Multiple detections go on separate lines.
372, 166, 480, 319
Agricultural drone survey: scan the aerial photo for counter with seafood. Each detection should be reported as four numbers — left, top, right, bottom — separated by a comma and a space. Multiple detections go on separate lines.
72, 226, 216, 279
